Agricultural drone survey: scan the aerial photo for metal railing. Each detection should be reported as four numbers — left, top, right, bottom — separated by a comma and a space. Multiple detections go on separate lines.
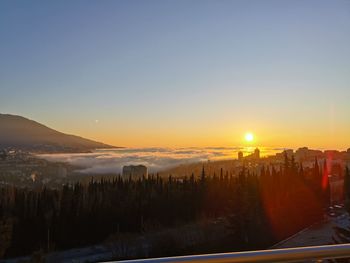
112, 244, 350, 263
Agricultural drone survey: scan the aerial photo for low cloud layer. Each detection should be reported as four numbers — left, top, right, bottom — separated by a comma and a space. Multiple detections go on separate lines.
38, 147, 282, 174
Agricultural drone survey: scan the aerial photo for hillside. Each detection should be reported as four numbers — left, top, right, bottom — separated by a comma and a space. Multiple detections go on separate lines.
0, 114, 115, 152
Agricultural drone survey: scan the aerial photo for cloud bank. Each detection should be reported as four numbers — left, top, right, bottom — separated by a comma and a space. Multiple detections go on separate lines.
37, 147, 281, 174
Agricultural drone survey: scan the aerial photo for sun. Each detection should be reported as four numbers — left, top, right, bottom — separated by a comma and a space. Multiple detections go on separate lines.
245, 132, 254, 142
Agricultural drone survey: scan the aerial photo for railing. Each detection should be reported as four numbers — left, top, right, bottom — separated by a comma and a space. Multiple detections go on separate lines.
112, 244, 350, 263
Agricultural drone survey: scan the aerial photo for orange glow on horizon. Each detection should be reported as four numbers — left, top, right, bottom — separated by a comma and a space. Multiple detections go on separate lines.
46, 118, 350, 150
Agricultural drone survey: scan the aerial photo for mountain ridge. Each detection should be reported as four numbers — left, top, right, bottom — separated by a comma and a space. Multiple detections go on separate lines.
0, 113, 116, 153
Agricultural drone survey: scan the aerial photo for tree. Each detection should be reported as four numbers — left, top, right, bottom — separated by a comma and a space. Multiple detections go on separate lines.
0, 218, 13, 258
201, 165, 206, 182
333, 166, 350, 258
344, 166, 350, 212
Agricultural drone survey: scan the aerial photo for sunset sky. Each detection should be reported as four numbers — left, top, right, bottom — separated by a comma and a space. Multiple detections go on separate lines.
1, 1, 350, 149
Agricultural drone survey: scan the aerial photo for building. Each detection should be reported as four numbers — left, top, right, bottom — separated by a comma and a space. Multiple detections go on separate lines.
57, 165, 67, 178
238, 151, 243, 161
122, 165, 148, 179
0, 150, 6, 161
294, 147, 324, 162
240, 148, 260, 161
254, 148, 260, 159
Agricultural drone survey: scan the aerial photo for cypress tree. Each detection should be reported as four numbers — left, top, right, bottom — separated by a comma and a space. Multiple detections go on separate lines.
344, 166, 350, 213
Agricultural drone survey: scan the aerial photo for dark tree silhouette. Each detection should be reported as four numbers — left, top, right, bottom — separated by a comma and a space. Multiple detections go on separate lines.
0, 156, 329, 259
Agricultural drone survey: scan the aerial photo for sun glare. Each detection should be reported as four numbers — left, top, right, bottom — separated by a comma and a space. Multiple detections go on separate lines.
245, 132, 254, 142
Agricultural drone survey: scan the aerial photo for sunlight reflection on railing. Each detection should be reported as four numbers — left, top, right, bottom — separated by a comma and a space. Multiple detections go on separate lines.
112, 244, 350, 263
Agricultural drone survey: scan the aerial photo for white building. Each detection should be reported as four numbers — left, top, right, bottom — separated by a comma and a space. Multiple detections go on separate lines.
122, 165, 148, 179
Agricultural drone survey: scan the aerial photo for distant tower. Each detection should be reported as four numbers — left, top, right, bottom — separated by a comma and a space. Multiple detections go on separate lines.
238, 151, 243, 161
254, 148, 260, 159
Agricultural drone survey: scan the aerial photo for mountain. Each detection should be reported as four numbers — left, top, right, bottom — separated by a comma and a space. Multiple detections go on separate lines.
0, 114, 116, 152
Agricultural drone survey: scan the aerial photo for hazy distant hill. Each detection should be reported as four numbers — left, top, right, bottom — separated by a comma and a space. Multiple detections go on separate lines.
0, 114, 115, 152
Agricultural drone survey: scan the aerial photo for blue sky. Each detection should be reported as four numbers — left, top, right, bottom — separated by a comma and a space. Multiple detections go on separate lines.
1, 1, 350, 148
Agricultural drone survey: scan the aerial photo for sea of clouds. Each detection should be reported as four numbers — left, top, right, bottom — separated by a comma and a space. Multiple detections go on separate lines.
38, 147, 284, 174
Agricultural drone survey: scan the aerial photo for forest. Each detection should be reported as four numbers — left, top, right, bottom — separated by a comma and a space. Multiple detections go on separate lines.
0, 155, 336, 260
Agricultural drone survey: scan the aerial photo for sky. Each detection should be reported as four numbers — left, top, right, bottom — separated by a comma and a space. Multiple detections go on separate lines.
1, 0, 350, 149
